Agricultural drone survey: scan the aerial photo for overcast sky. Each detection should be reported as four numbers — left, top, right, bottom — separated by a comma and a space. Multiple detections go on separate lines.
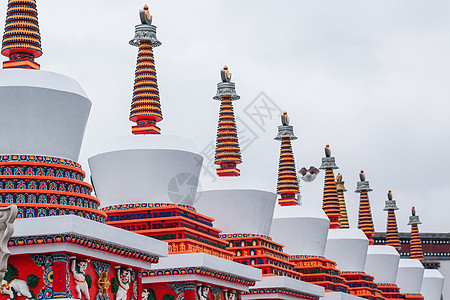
3, 0, 449, 233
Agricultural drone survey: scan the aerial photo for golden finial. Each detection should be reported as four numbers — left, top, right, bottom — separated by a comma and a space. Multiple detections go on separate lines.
144, 5, 150, 20
359, 170, 366, 181
281, 111, 289, 126
224, 65, 230, 80
221, 65, 231, 82
412, 206, 416, 216
388, 190, 393, 200
325, 144, 331, 157
336, 173, 343, 182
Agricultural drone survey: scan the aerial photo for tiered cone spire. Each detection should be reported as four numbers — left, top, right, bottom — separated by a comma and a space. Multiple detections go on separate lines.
319, 145, 341, 229
1, 0, 42, 69
336, 173, 349, 228
355, 170, 375, 244
129, 5, 163, 135
214, 66, 242, 177
408, 206, 423, 261
275, 112, 299, 206
384, 190, 401, 251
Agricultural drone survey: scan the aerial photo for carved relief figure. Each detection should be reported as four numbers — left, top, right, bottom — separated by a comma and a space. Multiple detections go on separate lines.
0, 263, 38, 300
114, 266, 132, 300
1, 279, 33, 300
196, 285, 211, 300
70, 257, 91, 300
141, 288, 156, 300
223, 291, 236, 300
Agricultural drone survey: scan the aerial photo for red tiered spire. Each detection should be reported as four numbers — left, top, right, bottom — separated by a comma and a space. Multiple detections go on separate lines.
384, 190, 401, 251
356, 170, 375, 244
336, 173, 350, 228
275, 112, 299, 206
408, 206, 423, 261
319, 145, 341, 229
214, 66, 242, 177
1, 0, 42, 70
129, 5, 163, 135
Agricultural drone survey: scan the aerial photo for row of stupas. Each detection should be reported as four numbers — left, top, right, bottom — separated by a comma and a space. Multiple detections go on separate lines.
0, 1, 445, 300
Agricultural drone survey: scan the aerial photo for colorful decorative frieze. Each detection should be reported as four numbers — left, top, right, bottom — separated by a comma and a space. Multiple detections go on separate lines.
377, 283, 403, 299
403, 293, 424, 300
224, 235, 302, 279
141, 267, 255, 286
8, 234, 159, 263
104, 203, 234, 260
0, 155, 104, 222
290, 255, 349, 293
341, 271, 385, 300
245, 287, 320, 300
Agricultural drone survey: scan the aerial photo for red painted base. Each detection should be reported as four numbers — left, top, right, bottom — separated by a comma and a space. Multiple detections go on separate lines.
132, 124, 161, 135
278, 197, 298, 206
3, 59, 40, 70
217, 167, 240, 177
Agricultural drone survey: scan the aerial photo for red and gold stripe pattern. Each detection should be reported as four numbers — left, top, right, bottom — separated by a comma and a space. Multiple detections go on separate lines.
358, 190, 375, 244
1, 0, 42, 69
336, 174, 349, 228
410, 223, 423, 261
130, 40, 162, 135
214, 95, 242, 177
386, 210, 400, 251
322, 169, 340, 228
276, 137, 299, 206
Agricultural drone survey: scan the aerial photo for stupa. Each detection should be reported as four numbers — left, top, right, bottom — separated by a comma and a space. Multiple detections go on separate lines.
363, 192, 402, 299
0, 2, 168, 300
395, 207, 425, 300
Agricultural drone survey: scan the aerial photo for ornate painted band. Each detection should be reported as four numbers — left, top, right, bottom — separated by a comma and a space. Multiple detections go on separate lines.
9, 233, 158, 263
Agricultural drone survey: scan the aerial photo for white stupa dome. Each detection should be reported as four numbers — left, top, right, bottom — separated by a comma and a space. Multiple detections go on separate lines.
324, 229, 369, 272
0, 69, 91, 161
270, 204, 330, 256
364, 245, 400, 284
420, 269, 444, 300
395, 259, 424, 294
89, 135, 203, 207
195, 175, 276, 236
